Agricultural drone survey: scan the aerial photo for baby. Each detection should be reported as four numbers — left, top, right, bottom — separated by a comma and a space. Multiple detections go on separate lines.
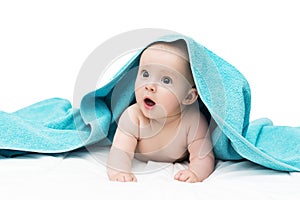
107, 40, 215, 183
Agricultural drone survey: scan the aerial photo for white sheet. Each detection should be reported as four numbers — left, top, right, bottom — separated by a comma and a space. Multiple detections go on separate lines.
1, 2, 300, 200
1, 145, 299, 200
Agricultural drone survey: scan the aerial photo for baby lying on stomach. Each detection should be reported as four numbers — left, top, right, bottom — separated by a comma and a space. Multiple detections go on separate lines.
107, 40, 215, 183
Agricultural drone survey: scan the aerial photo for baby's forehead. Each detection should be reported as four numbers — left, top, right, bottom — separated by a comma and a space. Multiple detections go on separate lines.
145, 41, 189, 63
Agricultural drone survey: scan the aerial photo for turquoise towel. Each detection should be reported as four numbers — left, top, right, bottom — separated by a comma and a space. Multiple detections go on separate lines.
0, 34, 299, 172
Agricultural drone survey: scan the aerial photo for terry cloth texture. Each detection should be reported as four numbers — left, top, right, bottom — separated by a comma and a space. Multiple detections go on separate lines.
0, 34, 299, 172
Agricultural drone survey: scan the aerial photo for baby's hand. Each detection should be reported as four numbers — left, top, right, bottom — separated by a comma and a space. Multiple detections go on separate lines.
110, 172, 137, 182
174, 169, 200, 183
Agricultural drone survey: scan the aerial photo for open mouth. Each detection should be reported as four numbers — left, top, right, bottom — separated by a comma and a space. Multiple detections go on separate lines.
144, 98, 156, 109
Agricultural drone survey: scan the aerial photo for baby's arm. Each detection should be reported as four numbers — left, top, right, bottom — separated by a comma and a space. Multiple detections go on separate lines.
175, 113, 215, 183
174, 138, 215, 183
187, 137, 215, 182
107, 129, 137, 182
107, 107, 139, 182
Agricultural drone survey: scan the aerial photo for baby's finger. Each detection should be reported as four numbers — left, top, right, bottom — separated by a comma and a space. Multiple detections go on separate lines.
174, 171, 184, 180
116, 175, 125, 182
174, 171, 182, 180
124, 175, 136, 182
177, 172, 189, 182
132, 175, 137, 182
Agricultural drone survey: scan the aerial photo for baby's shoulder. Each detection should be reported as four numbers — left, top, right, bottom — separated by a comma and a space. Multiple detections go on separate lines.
184, 105, 209, 142
117, 104, 141, 138
120, 103, 148, 125
120, 104, 140, 122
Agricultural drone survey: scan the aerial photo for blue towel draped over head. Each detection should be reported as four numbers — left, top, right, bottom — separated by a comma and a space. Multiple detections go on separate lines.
0, 34, 299, 172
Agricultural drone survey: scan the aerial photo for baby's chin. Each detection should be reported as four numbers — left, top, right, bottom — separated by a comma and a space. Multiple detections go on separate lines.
139, 104, 168, 120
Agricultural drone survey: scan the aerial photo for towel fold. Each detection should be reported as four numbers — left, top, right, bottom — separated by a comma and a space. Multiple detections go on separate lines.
1, 34, 299, 172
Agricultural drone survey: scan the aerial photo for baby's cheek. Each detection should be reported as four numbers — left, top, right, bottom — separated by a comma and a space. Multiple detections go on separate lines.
159, 92, 181, 112
168, 85, 189, 101
134, 88, 143, 101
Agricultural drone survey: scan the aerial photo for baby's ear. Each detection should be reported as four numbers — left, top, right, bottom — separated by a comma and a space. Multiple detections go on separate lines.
182, 88, 198, 105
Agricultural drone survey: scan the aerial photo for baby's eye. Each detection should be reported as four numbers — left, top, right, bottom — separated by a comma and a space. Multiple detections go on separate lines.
162, 76, 172, 84
141, 70, 149, 78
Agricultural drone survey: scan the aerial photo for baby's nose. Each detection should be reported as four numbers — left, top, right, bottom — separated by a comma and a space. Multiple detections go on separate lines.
145, 84, 157, 92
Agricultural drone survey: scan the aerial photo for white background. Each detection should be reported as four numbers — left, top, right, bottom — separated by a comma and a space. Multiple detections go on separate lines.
0, 0, 299, 126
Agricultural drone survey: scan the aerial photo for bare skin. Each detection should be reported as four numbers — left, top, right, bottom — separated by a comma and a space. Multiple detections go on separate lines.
107, 41, 215, 183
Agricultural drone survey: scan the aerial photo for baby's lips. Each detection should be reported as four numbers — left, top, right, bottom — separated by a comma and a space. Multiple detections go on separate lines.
144, 97, 156, 106
143, 97, 156, 110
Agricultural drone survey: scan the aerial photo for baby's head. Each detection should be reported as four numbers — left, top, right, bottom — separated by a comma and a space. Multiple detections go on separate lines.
141, 40, 194, 86
135, 40, 198, 119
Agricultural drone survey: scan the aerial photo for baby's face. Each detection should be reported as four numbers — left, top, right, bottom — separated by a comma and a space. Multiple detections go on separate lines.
135, 46, 194, 119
